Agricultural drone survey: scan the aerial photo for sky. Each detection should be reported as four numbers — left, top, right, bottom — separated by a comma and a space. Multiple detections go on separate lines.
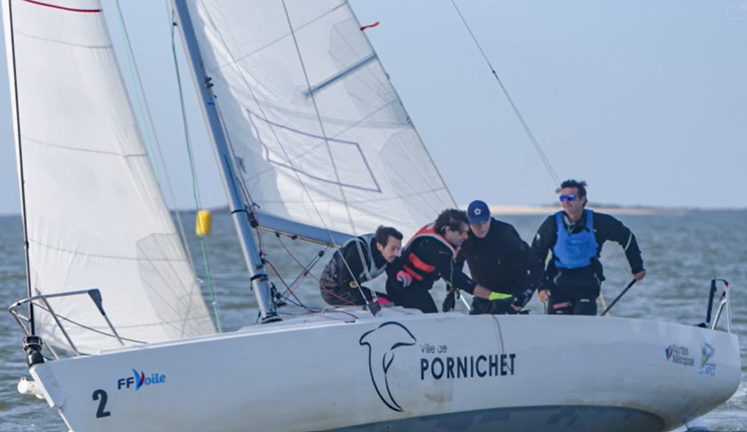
1, 0, 746, 215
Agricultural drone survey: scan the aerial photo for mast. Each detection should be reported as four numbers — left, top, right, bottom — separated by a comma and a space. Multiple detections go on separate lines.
3, 0, 44, 365
171, 0, 279, 323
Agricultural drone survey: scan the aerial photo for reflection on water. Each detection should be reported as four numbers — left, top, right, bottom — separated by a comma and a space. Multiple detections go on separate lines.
0, 211, 744, 431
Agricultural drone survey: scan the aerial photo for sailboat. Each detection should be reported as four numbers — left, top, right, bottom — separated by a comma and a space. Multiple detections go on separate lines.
2, 1, 740, 431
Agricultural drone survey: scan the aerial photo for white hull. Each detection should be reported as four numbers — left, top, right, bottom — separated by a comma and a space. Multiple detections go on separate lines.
30, 309, 740, 432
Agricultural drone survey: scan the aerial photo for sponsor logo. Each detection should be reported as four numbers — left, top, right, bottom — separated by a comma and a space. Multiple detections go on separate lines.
420, 352, 516, 380
665, 344, 694, 367
359, 322, 417, 412
359, 322, 519, 412
699, 343, 717, 376
419, 342, 517, 380
117, 369, 167, 391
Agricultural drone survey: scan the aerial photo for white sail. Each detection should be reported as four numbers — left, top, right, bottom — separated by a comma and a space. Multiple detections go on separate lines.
184, 0, 455, 239
3, 0, 215, 353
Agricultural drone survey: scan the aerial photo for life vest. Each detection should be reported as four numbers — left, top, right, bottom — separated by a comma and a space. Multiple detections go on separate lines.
401, 224, 458, 282
343, 234, 387, 282
553, 210, 598, 270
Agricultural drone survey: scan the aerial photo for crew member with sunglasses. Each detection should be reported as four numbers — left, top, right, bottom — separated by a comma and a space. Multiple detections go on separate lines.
386, 209, 499, 313
531, 179, 646, 315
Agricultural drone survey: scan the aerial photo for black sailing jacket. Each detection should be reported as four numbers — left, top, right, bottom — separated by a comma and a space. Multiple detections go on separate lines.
461, 218, 543, 299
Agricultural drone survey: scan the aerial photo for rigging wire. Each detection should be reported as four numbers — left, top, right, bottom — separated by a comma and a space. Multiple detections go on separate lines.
279, 1, 357, 234
207, 101, 330, 314
110, 0, 194, 264
450, 0, 561, 187
264, 259, 314, 310
23, 302, 148, 346
279, 1, 380, 305
112, 0, 225, 331
196, 3, 355, 296
178, 2, 360, 319
6, 0, 36, 335
167, 6, 222, 332
196, 2, 378, 311
449, 2, 627, 310
274, 236, 360, 307
112, 0, 230, 323
196, 3, 343, 247
266, 231, 361, 311
203, 37, 370, 313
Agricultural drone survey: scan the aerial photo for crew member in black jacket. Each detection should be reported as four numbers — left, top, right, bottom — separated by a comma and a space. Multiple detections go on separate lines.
531, 180, 646, 315
319, 226, 403, 306
386, 209, 503, 313
461, 200, 543, 314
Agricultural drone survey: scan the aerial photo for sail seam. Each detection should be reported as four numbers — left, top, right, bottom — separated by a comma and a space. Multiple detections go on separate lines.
29, 239, 189, 262
281, 0, 356, 233
22, 136, 147, 158
241, 95, 404, 129
345, 2, 458, 209
203, 1, 347, 74
248, 109, 382, 193
259, 186, 449, 205
239, 98, 404, 185
14, 29, 111, 49
200, 2, 344, 244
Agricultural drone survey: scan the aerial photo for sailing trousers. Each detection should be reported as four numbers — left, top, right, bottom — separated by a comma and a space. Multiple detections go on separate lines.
387, 287, 438, 313
547, 294, 597, 315
546, 267, 601, 315
547, 281, 600, 315
470, 298, 514, 315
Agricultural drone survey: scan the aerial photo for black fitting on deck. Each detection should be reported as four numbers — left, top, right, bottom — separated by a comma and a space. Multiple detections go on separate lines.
23, 335, 44, 367
248, 211, 259, 228
260, 312, 282, 324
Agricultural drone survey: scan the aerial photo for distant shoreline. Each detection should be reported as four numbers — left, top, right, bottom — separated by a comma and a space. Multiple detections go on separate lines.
482, 205, 746, 216
1, 205, 745, 218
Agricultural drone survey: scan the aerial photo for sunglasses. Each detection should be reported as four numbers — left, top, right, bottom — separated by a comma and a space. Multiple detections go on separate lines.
559, 194, 577, 203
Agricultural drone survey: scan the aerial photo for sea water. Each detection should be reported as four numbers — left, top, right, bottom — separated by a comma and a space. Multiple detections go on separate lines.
1, 210, 745, 431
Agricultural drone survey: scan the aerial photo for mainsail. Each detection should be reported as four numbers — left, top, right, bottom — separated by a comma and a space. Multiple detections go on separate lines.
183, 0, 455, 240
3, 0, 215, 353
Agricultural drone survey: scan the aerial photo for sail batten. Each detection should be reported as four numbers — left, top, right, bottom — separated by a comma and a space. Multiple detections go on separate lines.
4, 0, 216, 353
186, 0, 455, 240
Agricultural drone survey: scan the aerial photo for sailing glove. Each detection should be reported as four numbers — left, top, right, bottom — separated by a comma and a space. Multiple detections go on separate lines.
396, 271, 412, 288
513, 288, 535, 308
487, 291, 512, 301
442, 290, 456, 312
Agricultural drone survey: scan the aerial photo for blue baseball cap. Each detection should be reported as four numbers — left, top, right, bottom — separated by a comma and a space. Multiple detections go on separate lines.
467, 200, 490, 224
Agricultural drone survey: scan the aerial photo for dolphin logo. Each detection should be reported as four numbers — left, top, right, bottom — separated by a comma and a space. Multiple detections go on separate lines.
359, 321, 417, 412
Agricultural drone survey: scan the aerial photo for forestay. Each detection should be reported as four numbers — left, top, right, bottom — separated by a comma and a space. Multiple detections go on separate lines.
184, 0, 455, 240
3, 0, 215, 353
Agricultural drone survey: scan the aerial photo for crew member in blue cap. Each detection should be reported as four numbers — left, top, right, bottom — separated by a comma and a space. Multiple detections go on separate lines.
456, 200, 543, 314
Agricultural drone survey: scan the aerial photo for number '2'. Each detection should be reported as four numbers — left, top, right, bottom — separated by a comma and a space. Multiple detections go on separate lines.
92, 389, 111, 418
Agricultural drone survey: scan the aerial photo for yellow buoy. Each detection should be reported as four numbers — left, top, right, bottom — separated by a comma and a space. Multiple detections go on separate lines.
195, 210, 212, 237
